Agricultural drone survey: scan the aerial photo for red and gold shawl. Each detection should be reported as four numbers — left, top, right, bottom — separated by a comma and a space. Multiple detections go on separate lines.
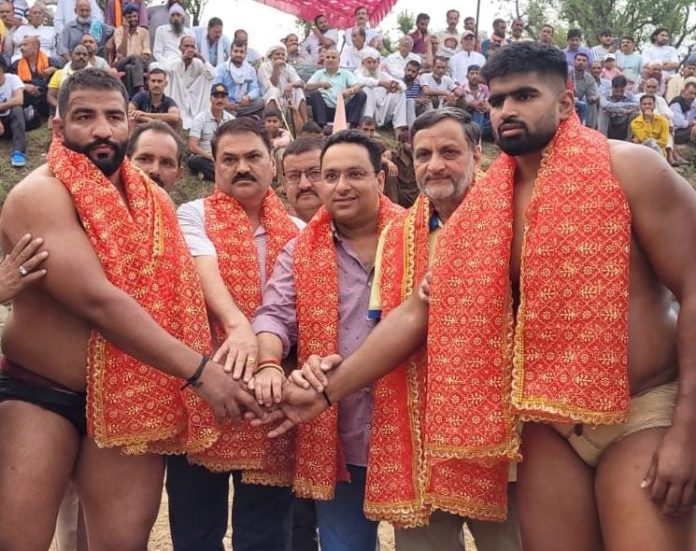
188, 186, 299, 484
47, 139, 216, 455
425, 115, 631, 518
293, 195, 403, 499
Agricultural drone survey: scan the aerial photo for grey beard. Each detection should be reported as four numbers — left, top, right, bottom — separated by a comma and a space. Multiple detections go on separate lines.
172, 21, 184, 35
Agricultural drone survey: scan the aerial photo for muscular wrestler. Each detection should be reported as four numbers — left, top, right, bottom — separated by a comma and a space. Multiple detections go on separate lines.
265, 43, 696, 550
0, 69, 262, 551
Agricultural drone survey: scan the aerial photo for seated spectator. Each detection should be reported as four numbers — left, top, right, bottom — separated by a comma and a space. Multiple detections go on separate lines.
213, 40, 264, 117
128, 120, 186, 194
598, 74, 639, 140
0, 56, 27, 167
563, 28, 593, 70
264, 107, 292, 180
359, 115, 376, 137
353, 47, 407, 137
436, 35, 458, 60
300, 120, 323, 136
46, 43, 90, 117
193, 17, 230, 69
669, 81, 696, 144
630, 94, 669, 156
460, 64, 491, 138
383, 36, 420, 79
637, 62, 666, 96
637, 77, 678, 164
54, 0, 103, 37
11, 35, 61, 119
284, 33, 305, 65
80, 33, 111, 71
152, 3, 193, 64
147, 0, 189, 51
187, 82, 233, 182
392, 129, 418, 208
232, 28, 261, 66
451, 30, 486, 84
403, 59, 430, 127
258, 43, 307, 132
665, 55, 696, 103
105, 0, 148, 28
300, 14, 338, 66
12, 2, 58, 59
58, 0, 114, 62
1, 1, 23, 59
305, 47, 366, 128
340, 27, 368, 70
128, 66, 181, 130
570, 52, 599, 125
600, 53, 622, 82
166, 34, 215, 130
422, 56, 460, 108
112, 2, 150, 97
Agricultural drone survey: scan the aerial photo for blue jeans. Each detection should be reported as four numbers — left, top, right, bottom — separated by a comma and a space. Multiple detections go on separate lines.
471, 110, 493, 140
575, 99, 588, 124
315, 465, 378, 551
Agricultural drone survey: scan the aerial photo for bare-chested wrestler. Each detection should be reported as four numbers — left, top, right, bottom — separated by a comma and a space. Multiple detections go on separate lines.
262, 42, 696, 550
0, 68, 262, 551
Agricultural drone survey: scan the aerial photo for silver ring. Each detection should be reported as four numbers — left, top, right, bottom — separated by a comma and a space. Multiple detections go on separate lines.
18, 265, 28, 277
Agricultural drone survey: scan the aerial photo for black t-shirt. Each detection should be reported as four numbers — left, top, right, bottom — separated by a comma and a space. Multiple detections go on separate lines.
130, 90, 177, 113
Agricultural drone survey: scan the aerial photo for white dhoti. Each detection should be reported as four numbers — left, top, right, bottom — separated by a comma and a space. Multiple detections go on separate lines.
166, 58, 215, 130
263, 86, 306, 111
363, 86, 408, 129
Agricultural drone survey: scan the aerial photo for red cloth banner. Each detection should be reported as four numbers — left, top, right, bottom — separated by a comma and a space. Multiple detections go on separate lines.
252, 0, 397, 29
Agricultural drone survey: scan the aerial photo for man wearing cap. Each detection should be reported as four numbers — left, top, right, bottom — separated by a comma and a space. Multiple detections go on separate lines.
166, 34, 215, 129
451, 30, 486, 84
591, 28, 624, 67
187, 82, 234, 181
258, 43, 308, 132
152, 3, 194, 65
213, 40, 265, 117
112, 2, 150, 97
354, 47, 408, 135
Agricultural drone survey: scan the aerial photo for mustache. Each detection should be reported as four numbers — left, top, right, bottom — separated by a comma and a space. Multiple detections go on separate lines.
86, 139, 120, 154
497, 119, 528, 134
297, 189, 318, 198
232, 172, 257, 184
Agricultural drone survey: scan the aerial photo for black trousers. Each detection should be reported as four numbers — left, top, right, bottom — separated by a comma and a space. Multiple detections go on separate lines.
188, 155, 215, 181
307, 91, 367, 127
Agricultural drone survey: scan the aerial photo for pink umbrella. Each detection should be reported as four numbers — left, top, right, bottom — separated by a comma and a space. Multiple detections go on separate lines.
252, 0, 397, 29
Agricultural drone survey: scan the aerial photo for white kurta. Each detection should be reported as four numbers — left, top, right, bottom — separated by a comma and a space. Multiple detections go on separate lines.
257, 60, 306, 111
354, 67, 407, 128
166, 57, 215, 130
153, 24, 195, 64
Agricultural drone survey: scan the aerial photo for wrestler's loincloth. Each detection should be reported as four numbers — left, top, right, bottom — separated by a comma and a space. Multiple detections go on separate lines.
551, 380, 677, 468
0, 358, 87, 435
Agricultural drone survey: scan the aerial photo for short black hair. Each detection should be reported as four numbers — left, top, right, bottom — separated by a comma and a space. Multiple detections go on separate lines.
480, 42, 567, 88
301, 121, 323, 134
0, 56, 8, 73
493, 18, 505, 26
406, 59, 421, 70
416, 13, 429, 24
283, 135, 324, 164
313, 14, 325, 25
446, 9, 460, 17
542, 23, 554, 31
467, 64, 481, 73
574, 52, 589, 61
148, 67, 167, 78
599, 28, 613, 36
639, 94, 656, 104
611, 75, 628, 87
567, 28, 582, 40
354, 5, 367, 14
622, 36, 635, 43
231, 40, 246, 50
207, 16, 223, 28
411, 107, 481, 151
651, 27, 669, 43
321, 130, 382, 172
127, 120, 185, 165
264, 108, 282, 119
211, 118, 272, 159
58, 68, 128, 117
359, 115, 376, 126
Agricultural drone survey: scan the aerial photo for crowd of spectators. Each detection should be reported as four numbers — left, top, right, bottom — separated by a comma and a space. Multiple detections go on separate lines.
0, 0, 694, 177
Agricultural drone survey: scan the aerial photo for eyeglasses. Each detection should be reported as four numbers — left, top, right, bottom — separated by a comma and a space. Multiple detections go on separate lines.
284, 167, 322, 185
322, 168, 377, 185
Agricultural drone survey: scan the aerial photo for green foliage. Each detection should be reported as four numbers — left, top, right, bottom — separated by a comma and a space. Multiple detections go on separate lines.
396, 10, 414, 36
295, 17, 312, 40
180, 0, 208, 26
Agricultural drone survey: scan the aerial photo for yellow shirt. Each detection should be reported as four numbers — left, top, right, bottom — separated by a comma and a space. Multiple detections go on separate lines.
630, 114, 670, 155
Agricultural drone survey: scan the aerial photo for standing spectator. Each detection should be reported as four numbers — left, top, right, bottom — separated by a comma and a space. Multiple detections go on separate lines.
591, 28, 624, 66
187, 82, 233, 182
343, 6, 378, 50
128, 121, 186, 194
128, 66, 181, 129
600, 53, 623, 82
0, 56, 26, 166
1, 1, 22, 59
436, 9, 461, 51
451, 30, 486, 84
152, 3, 193, 64
539, 24, 556, 46
460, 64, 492, 138
214, 40, 264, 117
598, 74, 639, 139
669, 81, 696, 144
563, 28, 593, 70
422, 56, 460, 107
284, 33, 305, 65
53, 0, 103, 36
258, 43, 307, 131
620, 36, 642, 86
570, 52, 599, 125
264, 107, 292, 176
305, 46, 366, 128
112, 2, 150, 97
630, 94, 670, 156
11, 35, 61, 119
382, 36, 420, 79
340, 27, 367, 70
166, 34, 215, 130
510, 18, 530, 43
147, 0, 189, 50
105, 0, 148, 28
665, 56, 696, 103
353, 47, 407, 136
641, 28, 679, 81
403, 59, 430, 126
481, 18, 508, 58
58, 0, 114, 61
80, 33, 110, 70
301, 14, 338, 66
232, 29, 261, 66
12, 3, 58, 59
193, 17, 230, 69
408, 13, 431, 58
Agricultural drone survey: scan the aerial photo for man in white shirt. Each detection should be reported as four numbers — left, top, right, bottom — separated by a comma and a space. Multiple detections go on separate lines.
166, 35, 215, 130
12, 3, 58, 59
193, 17, 230, 69
340, 27, 368, 69
53, 0, 102, 36
451, 30, 486, 84
642, 27, 680, 81
421, 56, 460, 108
382, 36, 420, 79
435, 9, 461, 51
152, 3, 194, 64
0, 57, 27, 167
354, 47, 407, 135
343, 6, 378, 50
258, 43, 307, 130
301, 14, 338, 66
